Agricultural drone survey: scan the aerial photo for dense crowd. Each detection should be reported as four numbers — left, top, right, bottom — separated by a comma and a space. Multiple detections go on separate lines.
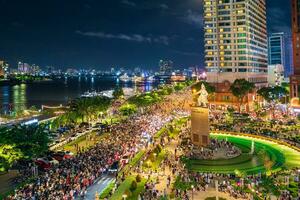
6, 87, 192, 200
7, 113, 175, 199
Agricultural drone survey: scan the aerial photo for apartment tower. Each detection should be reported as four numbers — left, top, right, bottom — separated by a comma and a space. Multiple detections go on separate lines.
204, 0, 268, 85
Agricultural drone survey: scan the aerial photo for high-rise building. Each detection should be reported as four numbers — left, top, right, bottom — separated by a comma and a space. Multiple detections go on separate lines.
159, 60, 173, 75
290, 0, 300, 98
268, 33, 293, 78
268, 33, 285, 66
0, 60, 9, 78
18, 62, 31, 74
204, 0, 268, 85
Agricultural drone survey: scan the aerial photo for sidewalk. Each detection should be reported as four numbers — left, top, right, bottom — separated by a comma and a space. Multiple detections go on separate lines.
0, 170, 19, 195
189, 188, 246, 200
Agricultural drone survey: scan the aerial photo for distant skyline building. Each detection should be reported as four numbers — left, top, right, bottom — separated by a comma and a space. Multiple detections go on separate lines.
268, 32, 293, 78
268, 33, 285, 66
18, 62, 31, 74
0, 60, 9, 78
204, 0, 268, 85
290, 0, 300, 98
159, 60, 173, 75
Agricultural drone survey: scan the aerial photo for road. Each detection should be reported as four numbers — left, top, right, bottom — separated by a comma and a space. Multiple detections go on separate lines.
78, 174, 115, 200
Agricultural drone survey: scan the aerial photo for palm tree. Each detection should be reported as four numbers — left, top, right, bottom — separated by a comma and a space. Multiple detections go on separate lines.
230, 79, 255, 112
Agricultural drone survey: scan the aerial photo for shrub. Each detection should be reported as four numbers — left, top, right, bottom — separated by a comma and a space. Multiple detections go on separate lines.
155, 144, 162, 154
130, 180, 138, 192
119, 104, 137, 116
136, 174, 142, 183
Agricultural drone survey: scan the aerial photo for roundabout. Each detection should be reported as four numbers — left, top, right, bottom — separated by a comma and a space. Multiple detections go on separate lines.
183, 133, 300, 175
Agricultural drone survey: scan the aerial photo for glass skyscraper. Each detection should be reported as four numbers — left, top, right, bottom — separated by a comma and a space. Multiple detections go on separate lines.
204, 0, 268, 85
268, 33, 285, 66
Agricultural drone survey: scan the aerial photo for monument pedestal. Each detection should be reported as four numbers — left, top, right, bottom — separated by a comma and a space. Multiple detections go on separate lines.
191, 106, 210, 147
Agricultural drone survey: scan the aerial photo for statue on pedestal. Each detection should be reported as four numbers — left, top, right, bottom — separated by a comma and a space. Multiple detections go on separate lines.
193, 84, 209, 108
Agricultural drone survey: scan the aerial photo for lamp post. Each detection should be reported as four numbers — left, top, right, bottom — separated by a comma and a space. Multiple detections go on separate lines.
122, 194, 127, 200
191, 185, 194, 200
99, 111, 103, 123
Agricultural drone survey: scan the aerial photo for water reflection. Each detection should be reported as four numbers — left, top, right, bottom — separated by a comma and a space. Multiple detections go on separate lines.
0, 77, 159, 115
1, 86, 10, 115
12, 84, 27, 114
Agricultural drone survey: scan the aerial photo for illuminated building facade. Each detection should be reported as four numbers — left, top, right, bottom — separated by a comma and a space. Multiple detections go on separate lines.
267, 64, 285, 86
159, 60, 173, 76
204, 0, 268, 85
290, 0, 300, 98
0, 60, 9, 78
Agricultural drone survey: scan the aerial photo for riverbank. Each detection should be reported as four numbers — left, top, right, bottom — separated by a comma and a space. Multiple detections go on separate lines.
0, 78, 53, 86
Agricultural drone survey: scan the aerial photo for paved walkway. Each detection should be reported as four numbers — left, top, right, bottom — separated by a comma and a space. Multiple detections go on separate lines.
190, 188, 246, 200
154, 138, 180, 194
78, 175, 115, 200
0, 171, 19, 195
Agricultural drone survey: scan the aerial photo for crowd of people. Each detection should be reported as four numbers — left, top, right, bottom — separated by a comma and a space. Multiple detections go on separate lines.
7, 114, 173, 199
6, 86, 192, 200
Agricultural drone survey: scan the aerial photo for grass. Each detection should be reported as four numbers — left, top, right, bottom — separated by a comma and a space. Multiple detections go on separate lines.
173, 176, 197, 191
60, 132, 109, 154
152, 150, 167, 170
109, 176, 147, 200
154, 117, 188, 139
154, 127, 167, 139
143, 150, 167, 170
99, 181, 115, 199
101, 116, 124, 125
118, 150, 145, 176
183, 133, 300, 175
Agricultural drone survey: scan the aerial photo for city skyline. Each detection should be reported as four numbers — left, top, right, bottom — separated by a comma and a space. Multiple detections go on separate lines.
0, 0, 293, 70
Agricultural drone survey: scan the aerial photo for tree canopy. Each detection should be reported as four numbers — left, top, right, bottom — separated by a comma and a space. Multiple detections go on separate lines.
113, 86, 124, 99
52, 96, 111, 128
257, 86, 288, 103
0, 124, 51, 171
230, 79, 255, 101
192, 81, 216, 94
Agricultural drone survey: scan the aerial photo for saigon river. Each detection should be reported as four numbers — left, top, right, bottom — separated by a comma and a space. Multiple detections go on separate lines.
0, 76, 157, 115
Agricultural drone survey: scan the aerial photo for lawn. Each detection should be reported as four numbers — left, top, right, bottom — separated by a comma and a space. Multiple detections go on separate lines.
183, 133, 300, 175
99, 181, 115, 199
154, 117, 188, 139
143, 150, 167, 170
119, 150, 145, 176
109, 176, 147, 200
60, 132, 109, 154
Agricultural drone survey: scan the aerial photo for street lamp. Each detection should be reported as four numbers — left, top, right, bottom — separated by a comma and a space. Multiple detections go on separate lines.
191, 185, 194, 200
99, 111, 103, 123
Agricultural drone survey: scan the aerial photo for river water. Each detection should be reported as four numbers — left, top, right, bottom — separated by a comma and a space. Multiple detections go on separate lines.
0, 76, 157, 115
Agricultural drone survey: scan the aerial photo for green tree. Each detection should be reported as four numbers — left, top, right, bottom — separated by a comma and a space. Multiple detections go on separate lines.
192, 81, 216, 94
69, 97, 111, 124
119, 104, 137, 116
113, 86, 124, 99
230, 79, 255, 112
0, 124, 51, 169
257, 86, 288, 103
0, 144, 23, 172
257, 86, 288, 118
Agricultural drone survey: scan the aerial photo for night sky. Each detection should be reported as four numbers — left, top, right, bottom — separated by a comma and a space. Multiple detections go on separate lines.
0, 0, 292, 70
